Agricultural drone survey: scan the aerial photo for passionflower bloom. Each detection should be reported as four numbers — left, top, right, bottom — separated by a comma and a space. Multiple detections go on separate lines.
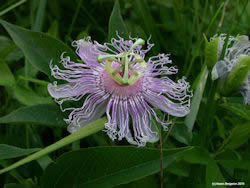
48, 35, 192, 146
209, 34, 250, 104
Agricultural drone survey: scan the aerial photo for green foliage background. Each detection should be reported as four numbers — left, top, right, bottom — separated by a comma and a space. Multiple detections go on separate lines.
0, 0, 249, 187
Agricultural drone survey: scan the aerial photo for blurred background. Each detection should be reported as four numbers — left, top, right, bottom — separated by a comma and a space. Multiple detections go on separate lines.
0, 0, 249, 187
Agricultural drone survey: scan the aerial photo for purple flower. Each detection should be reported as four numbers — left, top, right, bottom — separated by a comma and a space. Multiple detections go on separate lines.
48, 35, 192, 146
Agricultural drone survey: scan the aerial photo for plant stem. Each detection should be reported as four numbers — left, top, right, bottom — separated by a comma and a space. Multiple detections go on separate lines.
0, 0, 27, 16
0, 118, 106, 174
158, 117, 176, 148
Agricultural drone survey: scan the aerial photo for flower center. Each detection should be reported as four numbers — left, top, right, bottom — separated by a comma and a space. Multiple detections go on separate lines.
97, 38, 147, 85
102, 71, 144, 97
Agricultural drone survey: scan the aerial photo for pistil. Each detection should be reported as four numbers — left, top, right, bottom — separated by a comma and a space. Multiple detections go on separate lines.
97, 38, 147, 85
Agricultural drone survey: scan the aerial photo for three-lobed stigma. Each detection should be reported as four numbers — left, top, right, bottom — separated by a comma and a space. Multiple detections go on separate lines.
97, 38, 147, 85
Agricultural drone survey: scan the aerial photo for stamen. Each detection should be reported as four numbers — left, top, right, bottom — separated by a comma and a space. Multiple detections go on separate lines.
97, 38, 146, 85
128, 38, 145, 53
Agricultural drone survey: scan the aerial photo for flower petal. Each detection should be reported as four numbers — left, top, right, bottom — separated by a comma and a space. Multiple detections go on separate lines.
72, 38, 103, 68
143, 90, 190, 117
48, 82, 82, 98
67, 96, 109, 133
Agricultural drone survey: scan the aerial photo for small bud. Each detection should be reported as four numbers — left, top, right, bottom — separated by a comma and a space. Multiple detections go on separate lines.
204, 34, 219, 71
220, 55, 250, 95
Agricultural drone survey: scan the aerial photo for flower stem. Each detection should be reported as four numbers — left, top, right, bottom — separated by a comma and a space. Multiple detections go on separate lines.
0, 118, 106, 174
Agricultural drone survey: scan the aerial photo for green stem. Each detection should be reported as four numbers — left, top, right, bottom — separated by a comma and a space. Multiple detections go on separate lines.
0, 118, 106, 174
0, 160, 25, 183
19, 76, 49, 86
0, 0, 27, 16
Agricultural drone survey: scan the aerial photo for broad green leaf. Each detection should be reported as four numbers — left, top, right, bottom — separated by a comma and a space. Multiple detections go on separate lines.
181, 146, 210, 165
225, 122, 250, 150
47, 20, 59, 39
13, 86, 53, 106
0, 104, 67, 127
214, 149, 240, 160
41, 146, 193, 188
0, 59, 15, 86
24, 58, 39, 80
0, 144, 40, 160
116, 175, 158, 188
0, 20, 78, 77
185, 65, 209, 133
220, 103, 250, 120
215, 152, 250, 169
217, 160, 250, 170
171, 123, 191, 145
0, 36, 23, 61
108, 0, 128, 40
166, 161, 190, 177
206, 159, 225, 188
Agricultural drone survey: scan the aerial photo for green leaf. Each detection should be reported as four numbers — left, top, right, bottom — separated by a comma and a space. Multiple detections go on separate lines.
185, 65, 209, 133
182, 146, 210, 165
0, 144, 40, 160
13, 86, 53, 106
217, 160, 250, 170
116, 175, 158, 188
108, 0, 128, 40
206, 159, 225, 188
171, 123, 191, 145
225, 121, 250, 150
0, 19, 78, 77
47, 20, 59, 39
0, 36, 23, 61
215, 152, 250, 169
0, 104, 67, 127
41, 146, 193, 187
0, 59, 15, 86
220, 103, 250, 120
166, 161, 190, 177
